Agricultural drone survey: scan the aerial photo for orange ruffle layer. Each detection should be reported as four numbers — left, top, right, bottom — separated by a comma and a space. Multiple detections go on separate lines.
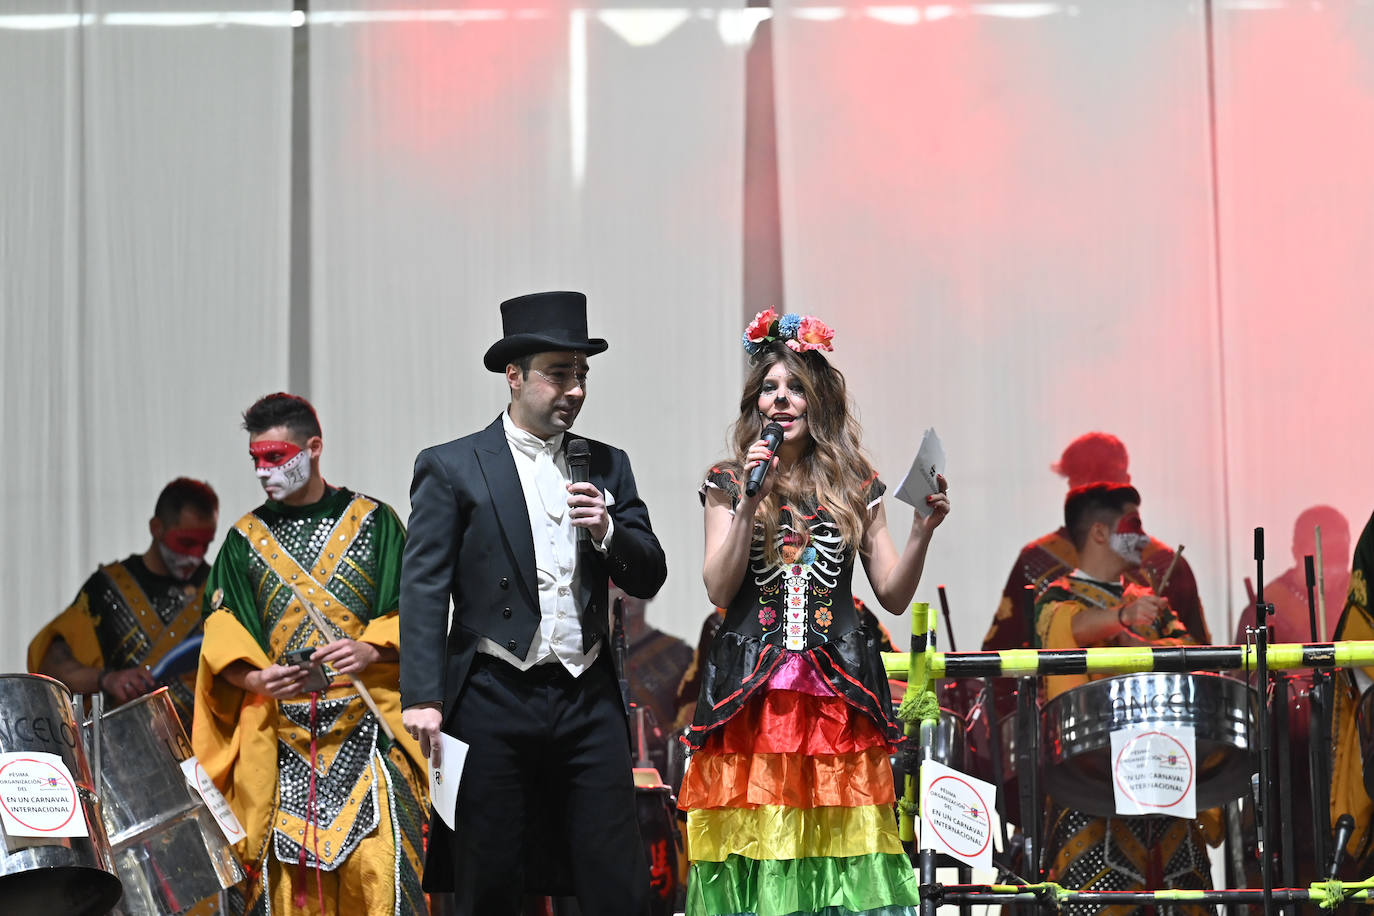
691, 689, 889, 756
679, 746, 896, 811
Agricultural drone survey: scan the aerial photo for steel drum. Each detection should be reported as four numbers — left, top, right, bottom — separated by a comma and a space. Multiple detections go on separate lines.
0, 673, 124, 916
636, 781, 685, 916
1042, 672, 1257, 817
86, 687, 243, 915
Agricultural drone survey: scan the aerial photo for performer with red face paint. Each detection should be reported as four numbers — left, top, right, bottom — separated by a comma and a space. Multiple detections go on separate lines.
28, 476, 218, 730
983, 432, 1209, 658
192, 393, 427, 916
978, 433, 1208, 729
1034, 483, 1218, 914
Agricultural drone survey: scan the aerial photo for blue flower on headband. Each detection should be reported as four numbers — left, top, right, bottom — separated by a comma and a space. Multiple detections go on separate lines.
742, 308, 835, 355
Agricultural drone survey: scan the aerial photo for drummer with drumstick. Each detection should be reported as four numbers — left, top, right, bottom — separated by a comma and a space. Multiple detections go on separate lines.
982, 433, 1209, 720
1033, 483, 1220, 913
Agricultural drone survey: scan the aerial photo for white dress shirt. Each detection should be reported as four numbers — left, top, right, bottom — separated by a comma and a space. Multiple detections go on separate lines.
476, 411, 613, 674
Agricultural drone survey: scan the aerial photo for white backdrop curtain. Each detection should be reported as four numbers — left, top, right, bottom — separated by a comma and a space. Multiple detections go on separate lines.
307, 0, 748, 644
1, 0, 291, 669
4, 0, 1374, 676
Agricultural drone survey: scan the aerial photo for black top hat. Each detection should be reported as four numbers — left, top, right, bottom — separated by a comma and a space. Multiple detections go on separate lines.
483, 291, 609, 372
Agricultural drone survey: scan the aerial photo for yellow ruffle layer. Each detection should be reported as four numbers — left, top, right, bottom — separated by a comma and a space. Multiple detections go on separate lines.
687, 804, 904, 862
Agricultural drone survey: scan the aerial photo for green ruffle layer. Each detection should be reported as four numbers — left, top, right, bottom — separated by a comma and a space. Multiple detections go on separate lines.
687, 852, 920, 916
709, 909, 916, 916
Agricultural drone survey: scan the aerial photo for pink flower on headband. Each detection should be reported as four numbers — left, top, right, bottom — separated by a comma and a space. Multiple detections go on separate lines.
744, 309, 779, 346
742, 308, 836, 355
791, 316, 834, 352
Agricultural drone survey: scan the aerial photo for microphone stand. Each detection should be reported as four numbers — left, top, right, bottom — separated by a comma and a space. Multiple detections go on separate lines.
1015, 584, 1042, 886
1304, 555, 1335, 881
1253, 528, 1275, 915
612, 595, 632, 715
936, 586, 974, 916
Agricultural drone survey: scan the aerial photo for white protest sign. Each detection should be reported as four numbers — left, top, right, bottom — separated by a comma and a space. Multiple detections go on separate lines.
919, 759, 995, 869
0, 752, 88, 838
180, 757, 246, 844
1109, 725, 1197, 818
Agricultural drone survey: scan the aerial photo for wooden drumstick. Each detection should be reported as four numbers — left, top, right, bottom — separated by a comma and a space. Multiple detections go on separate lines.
1315, 525, 1328, 642
288, 584, 397, 743
1157, 544, 1185, 595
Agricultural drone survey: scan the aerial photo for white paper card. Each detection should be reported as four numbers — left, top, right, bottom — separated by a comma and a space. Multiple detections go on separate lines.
895, 428, 946, 518
919, 759, 995, 869
0, 752, 88, 838
428, 734, 470, 831
1109, 725, 1197, 818
180, 757, 247, 844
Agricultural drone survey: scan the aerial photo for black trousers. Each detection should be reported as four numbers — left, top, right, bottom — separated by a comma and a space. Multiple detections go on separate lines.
445, 651, 650, 916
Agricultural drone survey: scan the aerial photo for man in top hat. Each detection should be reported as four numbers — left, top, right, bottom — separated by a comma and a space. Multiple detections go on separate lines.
400, 291, 667, 915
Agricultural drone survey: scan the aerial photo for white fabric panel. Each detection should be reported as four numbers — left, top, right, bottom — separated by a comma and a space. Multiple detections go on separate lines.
771, 0, 1226, 652
1, 2, 292, 673
1211, 1, 1374, 640
0, 0, 84, 671
308, 0, 747, 642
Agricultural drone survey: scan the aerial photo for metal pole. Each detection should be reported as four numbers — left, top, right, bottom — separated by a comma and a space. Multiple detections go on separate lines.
1255, 527, 1275, 915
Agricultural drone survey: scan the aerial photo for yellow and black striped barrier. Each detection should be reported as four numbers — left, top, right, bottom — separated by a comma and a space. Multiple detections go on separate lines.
883, 640, 1374, 681
935, 879, 1374, 910
887, 604, 1374, 912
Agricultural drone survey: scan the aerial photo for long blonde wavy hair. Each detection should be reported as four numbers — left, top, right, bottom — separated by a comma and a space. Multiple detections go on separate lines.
713, 344, 877, 566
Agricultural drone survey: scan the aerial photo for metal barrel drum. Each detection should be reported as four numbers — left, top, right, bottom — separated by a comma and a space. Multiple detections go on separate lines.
635, 779, 685, 916
1042, 672, 1257, 818
86, 687, 243, 915
0, 673, 124, 916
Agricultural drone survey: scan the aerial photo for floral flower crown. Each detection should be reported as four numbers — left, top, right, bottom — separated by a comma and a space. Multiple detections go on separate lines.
741, 308, 835, 356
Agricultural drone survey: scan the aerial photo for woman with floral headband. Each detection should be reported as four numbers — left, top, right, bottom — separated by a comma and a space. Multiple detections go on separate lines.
678, 310, 950, 916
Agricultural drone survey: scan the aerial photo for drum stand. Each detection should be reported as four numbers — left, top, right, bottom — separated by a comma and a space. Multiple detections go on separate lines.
936, 586, 976, 916
1250, 528, 1279, 914
1013, 677, 1042, 887
1302, 554, 1337, 882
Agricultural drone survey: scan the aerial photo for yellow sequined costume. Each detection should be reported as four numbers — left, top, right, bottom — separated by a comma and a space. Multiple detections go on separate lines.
1331, 509, 1374, 872
193, 488, 427, 916
28, 555, 207, 729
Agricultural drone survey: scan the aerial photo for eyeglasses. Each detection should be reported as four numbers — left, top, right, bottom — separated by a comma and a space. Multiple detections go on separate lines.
532, 367, 589, 392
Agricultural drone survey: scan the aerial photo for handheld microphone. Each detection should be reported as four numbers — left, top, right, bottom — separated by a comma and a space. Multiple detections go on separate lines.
567, 438, 591, 543
1330, 814, 1356, 878
744, 422, 785, 498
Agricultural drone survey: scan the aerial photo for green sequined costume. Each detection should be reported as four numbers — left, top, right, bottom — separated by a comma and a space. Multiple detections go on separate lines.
194, 488, 427, 916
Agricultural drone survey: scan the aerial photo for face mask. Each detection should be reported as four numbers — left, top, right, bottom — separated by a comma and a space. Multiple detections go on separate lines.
157, 540, 203, 581
250, 439, 311, 501
1109, 514, 1149, 566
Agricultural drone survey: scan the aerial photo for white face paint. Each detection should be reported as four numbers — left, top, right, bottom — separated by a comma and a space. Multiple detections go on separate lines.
257, 447, 311, 501
1109, 532, 1150, 566
157, 541, 202, 581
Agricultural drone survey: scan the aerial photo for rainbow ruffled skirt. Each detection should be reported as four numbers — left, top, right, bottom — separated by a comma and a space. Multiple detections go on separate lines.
679, 655, 920, 916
